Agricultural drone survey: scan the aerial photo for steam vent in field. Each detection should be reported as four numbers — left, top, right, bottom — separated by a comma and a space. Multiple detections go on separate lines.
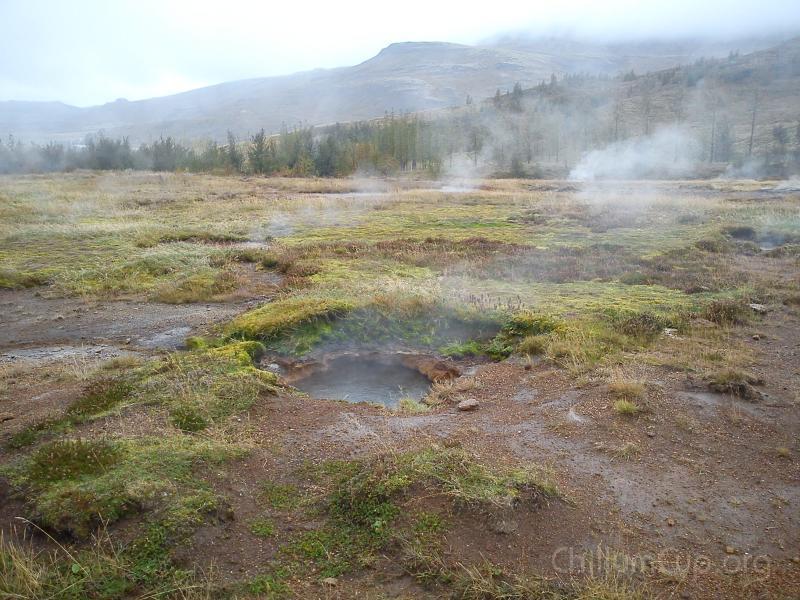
1, 1, 800, 598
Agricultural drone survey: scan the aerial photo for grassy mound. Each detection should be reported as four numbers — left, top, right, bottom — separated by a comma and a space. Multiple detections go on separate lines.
4, 435, 241, 537
286, 447, 557, 578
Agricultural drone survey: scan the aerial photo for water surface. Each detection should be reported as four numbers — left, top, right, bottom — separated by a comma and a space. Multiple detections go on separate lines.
293, 355, 431, 408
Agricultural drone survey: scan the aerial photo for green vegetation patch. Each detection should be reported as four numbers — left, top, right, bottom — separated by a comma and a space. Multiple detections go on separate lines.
151, 267, 240, 304
286, 447, 557, 578
486, 311, 564, 359
0, 267, 50, 289
3, 435, 242, 537
7, 340, 276, 448
227, 296, 358, 341
229, 293, 503, 356
140, 342, 277, 432
260, 481, 302, 511
0, 530, 208, 600
65, 379, 134, 421
250, 517, 277, 538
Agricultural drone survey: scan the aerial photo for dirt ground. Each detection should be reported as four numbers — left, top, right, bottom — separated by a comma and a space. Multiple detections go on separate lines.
163, 304, 800, 599
2, 304, 799, 599
1, 176, 799, 599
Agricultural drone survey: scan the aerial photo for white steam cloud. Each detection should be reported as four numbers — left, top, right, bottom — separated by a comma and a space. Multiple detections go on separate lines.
569, 126, 703, 181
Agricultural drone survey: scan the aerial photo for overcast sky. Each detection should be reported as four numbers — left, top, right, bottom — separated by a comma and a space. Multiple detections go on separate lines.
1, 0, 799, 106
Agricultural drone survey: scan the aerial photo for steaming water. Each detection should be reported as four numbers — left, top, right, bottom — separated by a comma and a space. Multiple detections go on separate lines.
293, 356, 431, 408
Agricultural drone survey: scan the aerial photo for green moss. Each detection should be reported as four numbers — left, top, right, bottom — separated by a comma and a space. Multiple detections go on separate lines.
170, 404, 209, 432
0, 527, 205, 600
3, 435, 242, 537
486, 311, 563, 359
6, 418, 68, 449
227, 296, 357, 340
309, 302, 499, 356
140, 343, 278, 431
6, 341, 275, 447
26, 439, 121, 484
0, 267, 50, 289
285, 447, 557, 579
206, 340, 267, 364
247, 570, 290, 597
260, 482, 301, 510
250, 517, 276, 538
230, 293, 502, 357
66, 379, 133, 421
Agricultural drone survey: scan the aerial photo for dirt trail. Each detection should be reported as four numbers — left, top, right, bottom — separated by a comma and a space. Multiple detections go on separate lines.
0, 289, 254, 359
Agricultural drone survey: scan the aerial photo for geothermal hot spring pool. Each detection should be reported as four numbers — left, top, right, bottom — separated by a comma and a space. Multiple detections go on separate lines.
291, 355, 432, 408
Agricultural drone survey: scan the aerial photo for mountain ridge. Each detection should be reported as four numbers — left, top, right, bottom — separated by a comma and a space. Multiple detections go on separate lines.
1, 34, 793, 143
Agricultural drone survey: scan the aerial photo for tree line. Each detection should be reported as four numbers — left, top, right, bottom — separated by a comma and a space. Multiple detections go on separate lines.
2, 44, 799, 178
0, 117, 444, 177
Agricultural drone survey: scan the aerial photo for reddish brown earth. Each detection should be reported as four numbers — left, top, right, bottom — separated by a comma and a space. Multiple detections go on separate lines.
1, 295, 799, 599
163, 306, 799, 598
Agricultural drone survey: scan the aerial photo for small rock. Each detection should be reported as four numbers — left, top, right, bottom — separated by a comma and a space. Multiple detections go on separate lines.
322, 577, 338, 586
725, 546, 736, 555
791, 556, 800, 564
646, 429, 656, 438
752, 334, 760, 341
748, 303, 768, 314
0, 412, 14, 423
666, 518, 675, 527
457, 399, 479, 411
489, 518, 519, 535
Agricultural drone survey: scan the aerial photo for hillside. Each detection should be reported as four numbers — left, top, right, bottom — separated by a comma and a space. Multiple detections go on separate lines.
0, 35, 788, 144
416, 35, 800, 177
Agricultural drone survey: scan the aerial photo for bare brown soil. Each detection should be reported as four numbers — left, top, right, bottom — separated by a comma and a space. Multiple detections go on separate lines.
2, 303, 799, 598
161, 306, 800, 598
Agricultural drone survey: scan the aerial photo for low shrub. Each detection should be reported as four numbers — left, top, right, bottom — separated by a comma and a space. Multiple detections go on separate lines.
702, 299, 749, 326
608, 380, 646, 401
613, 399, 640, 416
517, 334, 550, 356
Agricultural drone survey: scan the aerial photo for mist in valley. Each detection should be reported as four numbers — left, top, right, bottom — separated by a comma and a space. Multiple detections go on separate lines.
1, 0, 799, 181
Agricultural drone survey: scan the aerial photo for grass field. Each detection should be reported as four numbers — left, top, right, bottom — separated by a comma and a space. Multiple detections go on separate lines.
1, 172, 799, 599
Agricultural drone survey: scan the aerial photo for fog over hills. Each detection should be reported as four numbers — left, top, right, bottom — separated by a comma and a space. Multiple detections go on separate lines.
0, 34, 791, 144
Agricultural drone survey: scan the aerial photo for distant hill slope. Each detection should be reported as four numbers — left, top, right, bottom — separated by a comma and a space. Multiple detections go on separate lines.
0, 35, 789, 144
421, 36, 800, 177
